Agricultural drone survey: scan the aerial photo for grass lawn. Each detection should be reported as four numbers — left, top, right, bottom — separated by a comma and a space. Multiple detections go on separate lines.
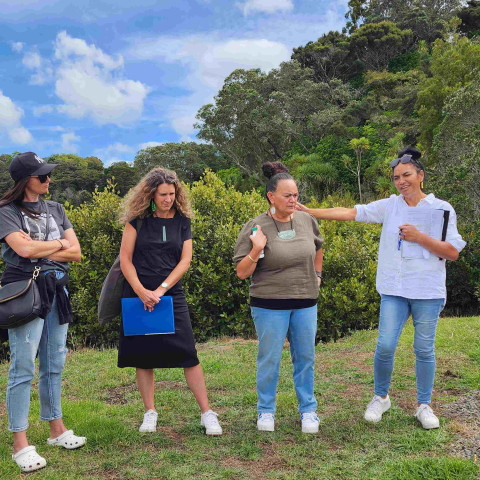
0, 316, 479, 480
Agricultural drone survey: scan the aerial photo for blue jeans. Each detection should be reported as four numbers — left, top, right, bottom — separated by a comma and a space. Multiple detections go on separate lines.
7, 295, 69, 432
251, 305, 318, 414
374, 294, 444, 404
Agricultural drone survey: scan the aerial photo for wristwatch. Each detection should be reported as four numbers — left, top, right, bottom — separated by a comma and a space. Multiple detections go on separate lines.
161, 282, 169, 289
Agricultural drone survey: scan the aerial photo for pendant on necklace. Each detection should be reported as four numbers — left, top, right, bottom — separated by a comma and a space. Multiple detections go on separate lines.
278, 229, 296, 240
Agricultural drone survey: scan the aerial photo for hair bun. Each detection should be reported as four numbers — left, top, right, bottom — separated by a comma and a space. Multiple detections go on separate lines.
262, 161, 289, 179
398, 146, 421, 160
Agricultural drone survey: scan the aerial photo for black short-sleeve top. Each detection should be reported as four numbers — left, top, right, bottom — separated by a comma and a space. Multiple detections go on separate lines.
130, 212, 192, 278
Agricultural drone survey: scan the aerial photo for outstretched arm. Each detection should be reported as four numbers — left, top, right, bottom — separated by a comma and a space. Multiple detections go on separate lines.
296, 203, 357, 221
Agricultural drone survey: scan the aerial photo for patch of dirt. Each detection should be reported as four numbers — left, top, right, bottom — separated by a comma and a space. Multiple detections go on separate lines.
440, 390, 480, 460
316, 350, 373, 375
153, 426, 186, 449
390, 388, 418, 412
221, 443, 291, 480
196, 338, 257, 352
103, 380, 187, 405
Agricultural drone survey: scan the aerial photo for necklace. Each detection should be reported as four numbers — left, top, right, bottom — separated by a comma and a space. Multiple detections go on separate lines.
270, 211, 296, 240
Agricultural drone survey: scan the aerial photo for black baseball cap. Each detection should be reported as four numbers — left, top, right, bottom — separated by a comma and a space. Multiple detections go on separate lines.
9, 152, 57, 182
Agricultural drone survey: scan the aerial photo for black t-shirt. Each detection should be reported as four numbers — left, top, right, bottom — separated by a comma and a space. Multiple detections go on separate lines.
130, 212, 192, 279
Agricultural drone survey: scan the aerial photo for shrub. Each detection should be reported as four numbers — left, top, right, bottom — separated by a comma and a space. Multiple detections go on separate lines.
184, 171, 266, 340
65, 183, 124, 349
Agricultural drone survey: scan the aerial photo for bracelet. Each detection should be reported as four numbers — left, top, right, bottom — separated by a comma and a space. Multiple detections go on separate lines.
315, 271, 323, 279
247, 254, 258, 263
57, 239, 63, 249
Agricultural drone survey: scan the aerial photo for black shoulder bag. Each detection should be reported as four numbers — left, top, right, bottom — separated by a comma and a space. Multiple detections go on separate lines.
97, 218, 143, 326
0, 202, 50, 329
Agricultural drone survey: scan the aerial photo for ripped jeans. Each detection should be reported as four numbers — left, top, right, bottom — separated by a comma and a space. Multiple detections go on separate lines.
7, 295, 68, 432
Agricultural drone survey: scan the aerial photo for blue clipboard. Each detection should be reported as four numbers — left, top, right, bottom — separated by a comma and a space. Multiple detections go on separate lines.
121, 296, 175, 336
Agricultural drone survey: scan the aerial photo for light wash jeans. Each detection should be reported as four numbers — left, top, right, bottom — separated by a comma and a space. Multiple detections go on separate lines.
7, 295, 69, 432
374, 294, 444, 404
251, 305, 318, 414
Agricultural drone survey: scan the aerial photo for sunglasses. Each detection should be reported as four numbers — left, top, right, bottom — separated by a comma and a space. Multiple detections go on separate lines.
389, 154, 422, 169
31, 174, 51, 183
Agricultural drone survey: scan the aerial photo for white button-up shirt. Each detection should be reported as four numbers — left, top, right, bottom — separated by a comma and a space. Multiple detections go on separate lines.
355, 193, 466, 300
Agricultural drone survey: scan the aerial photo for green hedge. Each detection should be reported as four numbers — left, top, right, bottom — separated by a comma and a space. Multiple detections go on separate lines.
1, 172, 475, 359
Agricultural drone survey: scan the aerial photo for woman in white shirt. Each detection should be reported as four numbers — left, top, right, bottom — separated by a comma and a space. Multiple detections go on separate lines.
297, 146, 466, 429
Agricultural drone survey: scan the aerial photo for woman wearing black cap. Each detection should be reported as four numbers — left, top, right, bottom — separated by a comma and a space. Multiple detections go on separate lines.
0, 152, 86, 472
296, 146, 466, 429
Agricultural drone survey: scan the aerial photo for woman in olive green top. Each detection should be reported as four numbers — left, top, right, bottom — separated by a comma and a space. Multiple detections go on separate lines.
234, 161, 324, 434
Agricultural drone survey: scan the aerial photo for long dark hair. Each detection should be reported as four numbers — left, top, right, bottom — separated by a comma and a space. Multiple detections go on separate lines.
0, 178, 42, 218
262, 161, 294, 204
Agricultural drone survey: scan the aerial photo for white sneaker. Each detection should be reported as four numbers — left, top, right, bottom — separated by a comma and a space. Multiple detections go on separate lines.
301, 412, 319, 433
364, 395, 391, 423
200, 410, 223, 435
415, 404, 440, 429
139, 409, 158, 432
257, 413, 275, 432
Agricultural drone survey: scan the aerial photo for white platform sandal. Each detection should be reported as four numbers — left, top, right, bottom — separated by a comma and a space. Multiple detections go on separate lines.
12, 445, 47, 472
47, 430, 86, 449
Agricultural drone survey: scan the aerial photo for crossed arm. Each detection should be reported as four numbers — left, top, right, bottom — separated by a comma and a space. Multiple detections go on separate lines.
4, 227, 81, 262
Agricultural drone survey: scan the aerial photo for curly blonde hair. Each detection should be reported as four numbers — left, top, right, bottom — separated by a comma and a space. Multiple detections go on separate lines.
119, 167, 193, 224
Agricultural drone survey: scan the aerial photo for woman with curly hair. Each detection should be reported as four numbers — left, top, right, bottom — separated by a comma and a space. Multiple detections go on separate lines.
118, 167, 222, 435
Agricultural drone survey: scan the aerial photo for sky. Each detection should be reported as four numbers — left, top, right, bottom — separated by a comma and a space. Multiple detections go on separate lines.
0, 0, 349, 165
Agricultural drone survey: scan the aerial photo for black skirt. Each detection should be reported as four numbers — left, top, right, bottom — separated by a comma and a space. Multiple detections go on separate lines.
118, 274, 199, 369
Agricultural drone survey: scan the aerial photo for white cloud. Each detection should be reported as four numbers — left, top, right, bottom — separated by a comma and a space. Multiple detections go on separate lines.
93, 142, 135, 165
127, 35, 291, 137
54, 31, 124, 70
61, 132, 80, 153
11, 41, 24, 53
53, 32, 149, 126
21, 50, 54, 85
18, 31, 149, 126
237, 0, 293, 16
22, 51, 42, 69
0, 90, 33, 144
33, 105, 54, 116
139, 141, 164, 150
9, 127, 33, 144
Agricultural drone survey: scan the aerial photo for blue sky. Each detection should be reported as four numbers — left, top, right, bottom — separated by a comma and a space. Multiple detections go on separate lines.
0, 0, 348, 165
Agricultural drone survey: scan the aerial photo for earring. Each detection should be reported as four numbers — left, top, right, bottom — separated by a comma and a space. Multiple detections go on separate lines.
421, 181, 424, 190
270, 206, 276, 215
151, 199, 156, 212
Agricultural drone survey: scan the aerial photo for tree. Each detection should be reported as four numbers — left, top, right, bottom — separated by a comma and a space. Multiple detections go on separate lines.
349, 21, 413, 71
101, 161, 139, 196
45, 154, 104, 205
458, 0, 480, 38
430, 78, 480, 313
291, 31, 357, 82
0, 154, 14, 194
342, 137, 370, 203
345, 0, 463, 43
362, 69, 424, 143
133, 142, 228, 182
416, 34, 480, 156
196, 62, 356, 177
431, 78, 480, 222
